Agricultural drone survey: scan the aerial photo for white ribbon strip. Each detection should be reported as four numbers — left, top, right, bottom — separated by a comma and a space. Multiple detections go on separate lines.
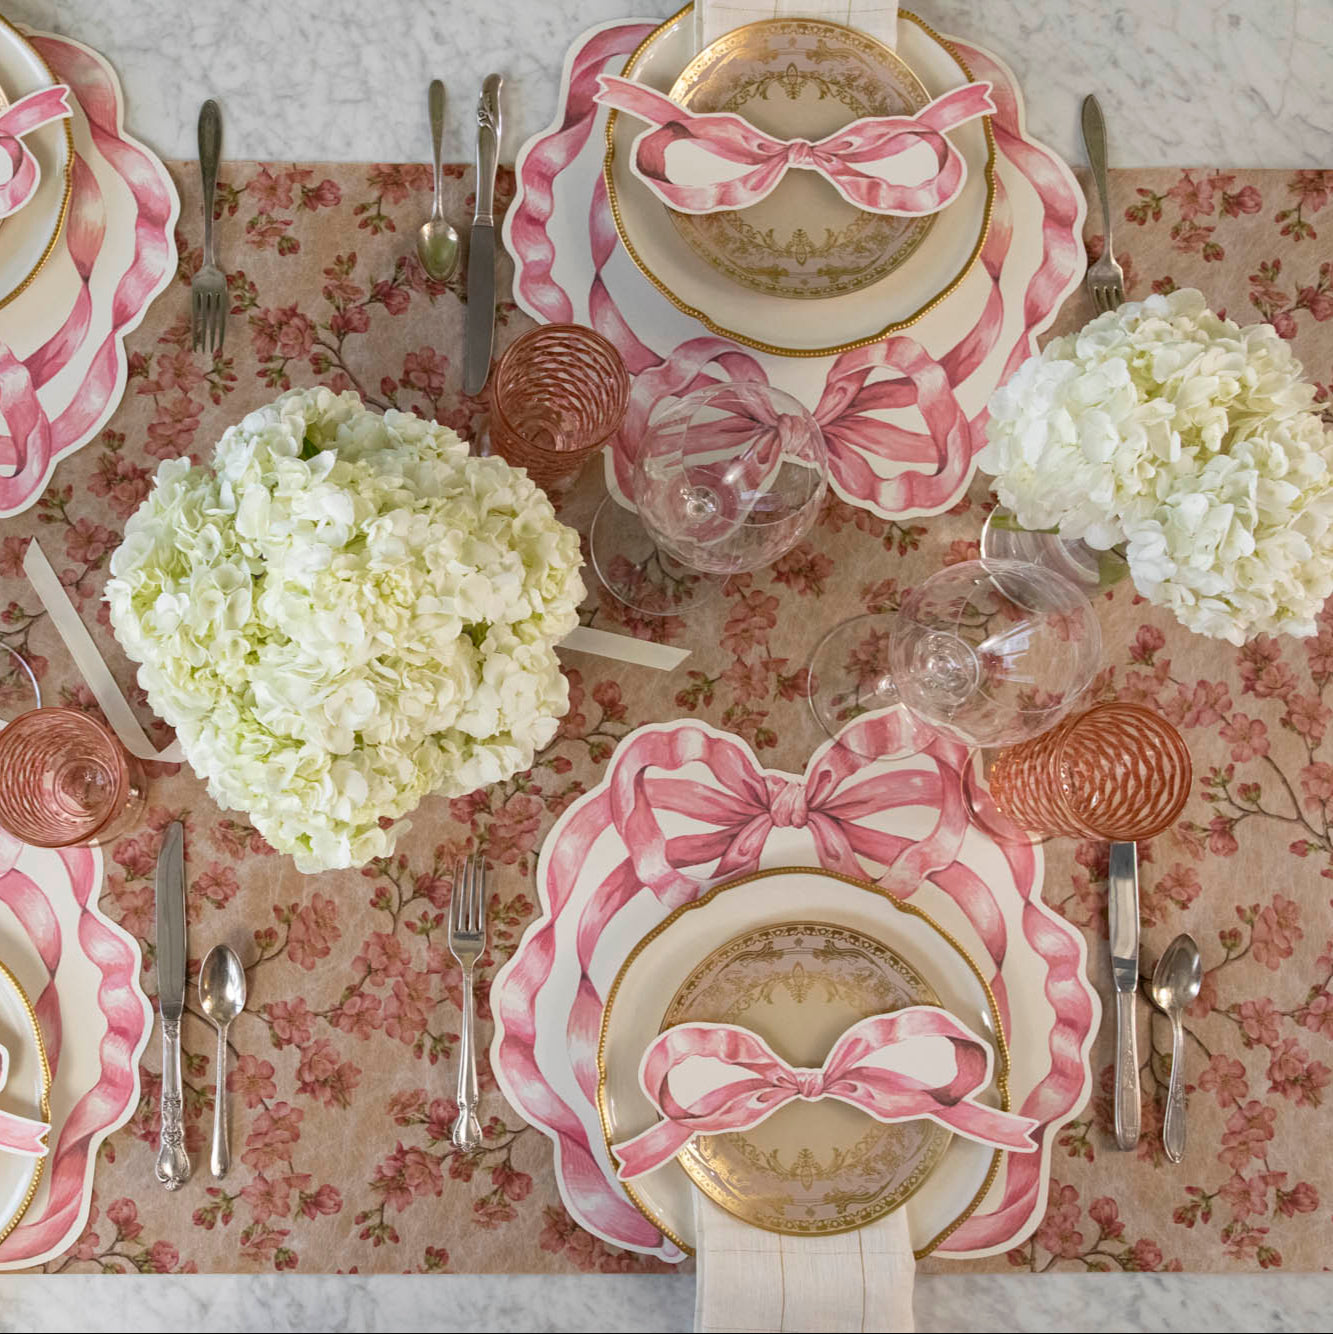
560, 625, 690, 671
22, 539, 183, 763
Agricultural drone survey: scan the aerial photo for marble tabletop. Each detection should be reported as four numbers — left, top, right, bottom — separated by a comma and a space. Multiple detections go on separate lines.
0, 0, 1331, 1331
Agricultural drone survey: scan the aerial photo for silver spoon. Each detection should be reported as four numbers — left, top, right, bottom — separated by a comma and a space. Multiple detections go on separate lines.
417, 79, 461, 281
1148, 933, 1203, 1164
198, 944, 247, 1179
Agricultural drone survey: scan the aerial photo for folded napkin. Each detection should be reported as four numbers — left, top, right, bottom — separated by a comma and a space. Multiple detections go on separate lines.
696, 0, 899, 52
694, 1191, 915, 1333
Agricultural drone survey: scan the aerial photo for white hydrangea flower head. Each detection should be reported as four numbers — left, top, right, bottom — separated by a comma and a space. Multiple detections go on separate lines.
977, 288, 1333, 644
107, 387, 586, 872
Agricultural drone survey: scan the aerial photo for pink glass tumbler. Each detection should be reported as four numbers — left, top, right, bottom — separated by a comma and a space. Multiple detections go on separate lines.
0, 707, 146, 848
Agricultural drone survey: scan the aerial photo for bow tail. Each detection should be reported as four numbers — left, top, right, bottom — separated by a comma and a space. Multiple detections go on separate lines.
612, 1115, 699, 1179
0, 140, 38, 218
933, 1095, 1039, 1152
0, 1108, 50, 1157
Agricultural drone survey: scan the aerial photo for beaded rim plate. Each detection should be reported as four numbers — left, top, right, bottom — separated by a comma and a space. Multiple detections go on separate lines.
665, 19, 935, 300
603, 6, 995, 356
657, 919, 954, 1234
0, 15, 73, 310
597, 866, 1009, 1256
0, 960, 51, 1246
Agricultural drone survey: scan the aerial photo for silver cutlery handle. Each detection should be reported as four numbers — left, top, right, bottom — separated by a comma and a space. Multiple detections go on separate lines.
1081, 94, 1114, 252
198, 99, 222, 266
155, 1016, 191, 1189
451, 967, 482, 1151
211, 1023, 230, 1178
1163, 1016, 1187, 1163
473, 74, 503, 226
428, 79, 446, 219
1114, 988, 1140, 1150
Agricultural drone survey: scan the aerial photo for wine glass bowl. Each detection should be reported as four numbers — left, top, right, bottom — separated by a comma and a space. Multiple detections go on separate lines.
594, 381, 828, 613
808, 559, 1102, 758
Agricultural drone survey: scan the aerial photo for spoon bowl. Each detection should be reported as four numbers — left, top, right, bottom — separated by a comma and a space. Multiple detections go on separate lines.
1149, 933, 1202, 1164
417, 78, 461, 281
198, 944, 247, 1178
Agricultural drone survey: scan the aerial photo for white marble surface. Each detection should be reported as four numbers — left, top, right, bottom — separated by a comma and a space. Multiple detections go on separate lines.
1, 1, 1332, 1330
1, 0, 1331, 166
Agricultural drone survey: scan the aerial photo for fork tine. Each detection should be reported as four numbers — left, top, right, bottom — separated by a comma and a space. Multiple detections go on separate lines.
467, 856, 479, 934
190, 295, 201, 352
213, 291, 227, 353
450, 857, 465, 936
474, 859, 486, 934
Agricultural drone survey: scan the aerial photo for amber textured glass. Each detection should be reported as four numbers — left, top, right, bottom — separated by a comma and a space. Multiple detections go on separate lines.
987, 702, 1192, 841
488, 324, 630, 487
0, 707, 146, 847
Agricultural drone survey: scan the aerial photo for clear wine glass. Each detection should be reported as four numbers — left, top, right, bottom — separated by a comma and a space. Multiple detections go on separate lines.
807, 559, 1103, 760
591, 381, 828, 614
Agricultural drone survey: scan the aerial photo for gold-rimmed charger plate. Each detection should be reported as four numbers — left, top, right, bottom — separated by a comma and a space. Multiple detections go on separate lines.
0, 16, 74, 311
598, 867, 1010, 1256
662, 920, 953, 1233
667, 20, 935, 300
0, 960, 52, 1247
604, 7, 995, 357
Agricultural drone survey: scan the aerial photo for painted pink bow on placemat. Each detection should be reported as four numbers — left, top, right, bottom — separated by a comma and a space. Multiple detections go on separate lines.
0, 1040, 49, 1158
613, 1007, 1039, 1179
595, 75, 995, 216
0, 85, 71, 219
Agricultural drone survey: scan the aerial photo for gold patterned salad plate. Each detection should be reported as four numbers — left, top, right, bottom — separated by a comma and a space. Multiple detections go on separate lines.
667, 21, 934, 300
604, 6, 995, 356
0, 961, 51, 1246
598, 867, 1010, 1255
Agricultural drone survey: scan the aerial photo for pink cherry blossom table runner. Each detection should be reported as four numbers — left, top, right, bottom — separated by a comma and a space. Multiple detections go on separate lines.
0, 160, 1330, 1274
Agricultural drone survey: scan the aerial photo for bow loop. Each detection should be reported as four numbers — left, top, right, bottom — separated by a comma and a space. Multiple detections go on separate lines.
612, 1007, 1039, 1179
0, 85, 74, 220
596, 74, 994, 217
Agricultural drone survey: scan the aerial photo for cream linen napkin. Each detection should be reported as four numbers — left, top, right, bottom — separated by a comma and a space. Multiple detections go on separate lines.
693, 1192, 916, 1334
696, 1, 899, 51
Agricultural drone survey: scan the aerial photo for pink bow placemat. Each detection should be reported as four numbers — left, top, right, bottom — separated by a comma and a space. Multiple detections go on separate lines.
0, 28, 179, 517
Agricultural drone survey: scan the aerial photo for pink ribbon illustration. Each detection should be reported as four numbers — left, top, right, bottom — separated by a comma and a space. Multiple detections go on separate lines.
612, 1006, 1039, 1179
596, 74, 994, 216
0, 1040, 50, 1158
0, 85, 73, 220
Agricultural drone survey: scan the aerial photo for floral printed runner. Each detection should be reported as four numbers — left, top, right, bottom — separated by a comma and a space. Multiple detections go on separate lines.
0, 162, 1330, 1274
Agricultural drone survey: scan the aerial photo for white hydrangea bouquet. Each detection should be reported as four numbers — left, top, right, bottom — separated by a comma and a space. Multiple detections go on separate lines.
107, 387, 585, 872
977, 288, 1333, 644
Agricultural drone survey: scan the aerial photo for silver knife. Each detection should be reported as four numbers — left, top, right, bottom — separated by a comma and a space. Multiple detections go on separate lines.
463, 73, 503, 397
1108, 840, 1141, 1150
154, 820, 191, 1189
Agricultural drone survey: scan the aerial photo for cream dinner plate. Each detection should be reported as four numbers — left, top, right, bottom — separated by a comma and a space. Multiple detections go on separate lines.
666, 20, 935, 301
605, 7, 995, 356
0, 17, 73, 310
0, 961, 50, 1246
598, 867, 1009, 1255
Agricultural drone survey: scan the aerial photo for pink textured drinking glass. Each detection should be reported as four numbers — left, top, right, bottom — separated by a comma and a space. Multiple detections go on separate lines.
0, 707, 146, 847
489, 324, 630, 487
980, 702, 1193, 841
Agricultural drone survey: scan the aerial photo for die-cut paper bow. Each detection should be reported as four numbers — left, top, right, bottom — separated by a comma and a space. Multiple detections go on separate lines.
0, 1039, 50, 1158
596, 74, 994, 216
611, 1006, 1038, 1179
0, 85, 73, 220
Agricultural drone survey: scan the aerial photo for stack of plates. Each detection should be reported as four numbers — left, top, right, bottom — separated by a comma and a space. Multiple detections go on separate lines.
597, 867, 1008, 1253
604, 11, 994, 356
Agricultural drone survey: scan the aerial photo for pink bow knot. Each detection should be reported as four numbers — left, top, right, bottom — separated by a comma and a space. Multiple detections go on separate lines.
0, 85, 74, 220
596, 74, 995, 217
766, 779, 809, 830
611, 1006, 1040, 1180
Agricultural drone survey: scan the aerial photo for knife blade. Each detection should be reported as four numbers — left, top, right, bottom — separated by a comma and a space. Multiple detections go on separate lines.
463, 73, 503, 397
1108, 839, 1141, 1150
154, 820, 190, 1188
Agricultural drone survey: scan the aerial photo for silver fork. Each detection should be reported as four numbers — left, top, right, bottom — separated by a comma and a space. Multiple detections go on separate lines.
448, 854, 487, 1151
1081, 94, 1125, 314
191, 99, 226, 354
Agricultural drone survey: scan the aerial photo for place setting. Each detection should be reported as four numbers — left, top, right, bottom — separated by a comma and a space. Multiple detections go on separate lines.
0, 0, 1329, 1325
